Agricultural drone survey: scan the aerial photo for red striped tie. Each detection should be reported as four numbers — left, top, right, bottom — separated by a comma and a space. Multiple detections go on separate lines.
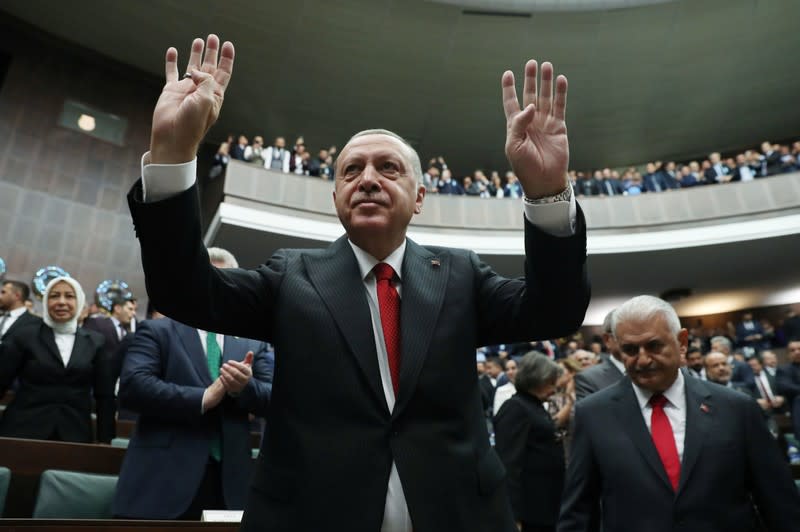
374, 263, 401, 395
650, 394, 680, 491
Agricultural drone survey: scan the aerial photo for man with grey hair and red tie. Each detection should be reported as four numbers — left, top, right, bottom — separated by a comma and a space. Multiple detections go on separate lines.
127, 34, 589, 531
559, 295, 799, 532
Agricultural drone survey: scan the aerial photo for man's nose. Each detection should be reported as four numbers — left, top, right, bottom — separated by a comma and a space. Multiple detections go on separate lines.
358, 166, 381, 193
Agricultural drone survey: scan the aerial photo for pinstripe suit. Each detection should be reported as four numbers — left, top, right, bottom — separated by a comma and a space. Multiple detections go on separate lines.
128, 182, 590, 532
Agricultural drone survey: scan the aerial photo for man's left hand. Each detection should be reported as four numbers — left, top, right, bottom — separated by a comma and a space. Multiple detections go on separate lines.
501, 60, 569, 199
220, 351, 254, 394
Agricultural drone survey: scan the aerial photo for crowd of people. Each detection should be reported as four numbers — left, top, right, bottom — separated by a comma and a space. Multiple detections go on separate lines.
211, 133, 800, 200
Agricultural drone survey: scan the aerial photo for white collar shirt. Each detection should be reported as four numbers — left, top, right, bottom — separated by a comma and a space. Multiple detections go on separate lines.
631, 371, 687, 461
0, 307, 28, 337
348, 239, 411, 532
53, 331, 76, 367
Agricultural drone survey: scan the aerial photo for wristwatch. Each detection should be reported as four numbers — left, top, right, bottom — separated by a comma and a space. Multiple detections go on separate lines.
523, 184, 573, 204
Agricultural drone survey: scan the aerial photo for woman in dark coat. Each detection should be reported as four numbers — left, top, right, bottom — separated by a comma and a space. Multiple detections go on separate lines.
0, 276, 114, 443
494, 351, 565, 532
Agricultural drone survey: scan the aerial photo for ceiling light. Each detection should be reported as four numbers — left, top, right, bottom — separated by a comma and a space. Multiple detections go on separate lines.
77, 114, 96, 132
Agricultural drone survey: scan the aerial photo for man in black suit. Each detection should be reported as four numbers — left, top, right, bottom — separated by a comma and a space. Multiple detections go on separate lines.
574, 310, 625, 401
83, 295, 136, 385
0, 280, 42, 343
127, 35, 589, 532
776, 339, 800, 447
559, 295, 799, 532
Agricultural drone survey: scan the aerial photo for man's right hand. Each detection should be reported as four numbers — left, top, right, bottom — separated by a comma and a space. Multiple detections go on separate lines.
150, 34, 235, 164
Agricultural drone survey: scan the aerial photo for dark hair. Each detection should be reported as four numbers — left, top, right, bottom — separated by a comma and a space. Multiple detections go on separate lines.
4, 280, 30, 301
686, 347, 702, 356
110, 295, 131, 312
485, 356, 505, 370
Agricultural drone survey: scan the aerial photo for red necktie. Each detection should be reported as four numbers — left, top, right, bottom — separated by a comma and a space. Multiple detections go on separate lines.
374, 263, 401, 395
650, 394, 680, 491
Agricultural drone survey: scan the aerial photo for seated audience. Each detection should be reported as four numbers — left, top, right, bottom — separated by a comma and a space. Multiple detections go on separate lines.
495, 352, 565, 532
559, 295, 800, 532
0, 276, 114, 443
114, 248, 274, 520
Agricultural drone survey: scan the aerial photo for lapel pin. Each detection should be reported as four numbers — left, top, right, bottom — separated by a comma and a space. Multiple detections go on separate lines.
700, 403, 710, 413
431, 259, 440, 268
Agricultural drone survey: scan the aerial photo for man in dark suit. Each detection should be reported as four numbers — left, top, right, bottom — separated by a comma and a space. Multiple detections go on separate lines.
82, 295, 136, 384
113, 315, 273, 519
559, 296, 799, 532
710, 335, 754, 388
128, 36, 588, 531
0, 280, 42, 343
574, 310, 625, 401
776, 339, 800, 447
642, 162, 668, 192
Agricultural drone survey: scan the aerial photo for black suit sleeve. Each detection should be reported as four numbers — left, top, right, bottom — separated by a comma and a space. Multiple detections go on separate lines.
776, 366, 800, 397
128, 182, 283, 341
493, 398, 530, 520
0, 334, 26, 396
742, 395, 800, 530
90, 333, 116, 443
558, 402, 601, 532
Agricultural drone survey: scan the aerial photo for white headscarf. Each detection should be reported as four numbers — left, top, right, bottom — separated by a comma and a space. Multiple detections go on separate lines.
42, 276, 85, 335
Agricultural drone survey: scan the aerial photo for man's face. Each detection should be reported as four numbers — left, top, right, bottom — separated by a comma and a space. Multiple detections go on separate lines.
747, 358, 763, 376
0, 283, 19, 311
113, 301, 135, 326
463, 177, 472, 187
789, 341, 800, 364
486, 361, 503, 379
762, 351, 778, 368
705, 352, 732, 384
742, 312, 753, 321
275, 137, 286, 148
505, 360, 518, 383
686, 351, 704, 372
617, 315, 687, 393
710, 152, 720, 164
254, 136, 264, 146
646, 163, 656, 174
319, 149, 329, 160
575, 350, 595, 368
761, 142, 771, 154
333, 134, 424, 250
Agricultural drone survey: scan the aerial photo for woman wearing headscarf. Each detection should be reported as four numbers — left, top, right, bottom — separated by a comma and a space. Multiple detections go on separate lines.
0, 277, 114, 443
494, 352, 565, 532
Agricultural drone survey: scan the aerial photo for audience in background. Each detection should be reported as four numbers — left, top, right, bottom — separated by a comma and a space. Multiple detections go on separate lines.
0, 280, 42, 343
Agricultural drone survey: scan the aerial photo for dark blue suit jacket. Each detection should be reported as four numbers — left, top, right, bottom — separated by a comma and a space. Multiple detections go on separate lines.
113, 317, 273, 518
559, 376, 800, 532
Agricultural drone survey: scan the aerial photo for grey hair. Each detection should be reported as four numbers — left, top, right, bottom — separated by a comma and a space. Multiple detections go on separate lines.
207, 247, 238, 268
612, 295, 681, 338
339, 128, 423, 184
514, 351, 563, 394
710, 336, 732, 354
602, 309, 616, 334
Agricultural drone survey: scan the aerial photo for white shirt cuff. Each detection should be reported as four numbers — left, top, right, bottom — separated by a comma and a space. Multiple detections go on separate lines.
141, 151, 197, 202
522, 191, 577, 237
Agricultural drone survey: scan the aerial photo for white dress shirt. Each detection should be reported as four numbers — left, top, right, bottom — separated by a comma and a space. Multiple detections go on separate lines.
53, 331, 77, 367
0, 307, 28, 337
630, 371, 687, 461
140, 152, 577, 531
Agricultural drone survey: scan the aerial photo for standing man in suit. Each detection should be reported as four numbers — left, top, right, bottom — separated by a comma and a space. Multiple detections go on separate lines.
127, 35, 589, 531
0, 280, 42, 343
83, 295, 136, 385
559, 296, 799, 532
113, 247, 273, 520
709, 335, 754, 388
776, 339, 800, 449
574, 310, 625, 401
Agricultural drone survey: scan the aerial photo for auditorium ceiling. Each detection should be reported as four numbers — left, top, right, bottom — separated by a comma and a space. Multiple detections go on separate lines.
2, 0, 799, 173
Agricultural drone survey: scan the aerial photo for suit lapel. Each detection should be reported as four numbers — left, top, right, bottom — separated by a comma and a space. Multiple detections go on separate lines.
611, 379, 673, 492
172, 319, 213, 386
304, 237, 388, 414
66, 329, 93, 370
677, 377, 712, 496
40, 324, 65, 366
392, 240, 448, 419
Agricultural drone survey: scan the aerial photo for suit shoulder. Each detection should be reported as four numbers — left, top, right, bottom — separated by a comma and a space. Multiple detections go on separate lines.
80, 327, 106, 347
575, 380, 622, 412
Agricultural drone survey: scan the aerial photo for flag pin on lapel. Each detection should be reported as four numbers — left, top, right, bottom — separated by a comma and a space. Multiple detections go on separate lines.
431, 259, 440, 268
700, 403, 710, 413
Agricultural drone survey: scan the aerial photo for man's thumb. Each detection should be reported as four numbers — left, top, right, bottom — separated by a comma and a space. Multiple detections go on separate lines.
243, 351, 254, 366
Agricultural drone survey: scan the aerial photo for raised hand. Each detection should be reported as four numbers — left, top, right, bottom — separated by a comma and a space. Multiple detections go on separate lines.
150, 34, 235, 164
502, 60, 569, 199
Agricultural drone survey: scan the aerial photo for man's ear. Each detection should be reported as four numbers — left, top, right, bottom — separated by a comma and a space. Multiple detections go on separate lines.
414, 185, 426, 214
